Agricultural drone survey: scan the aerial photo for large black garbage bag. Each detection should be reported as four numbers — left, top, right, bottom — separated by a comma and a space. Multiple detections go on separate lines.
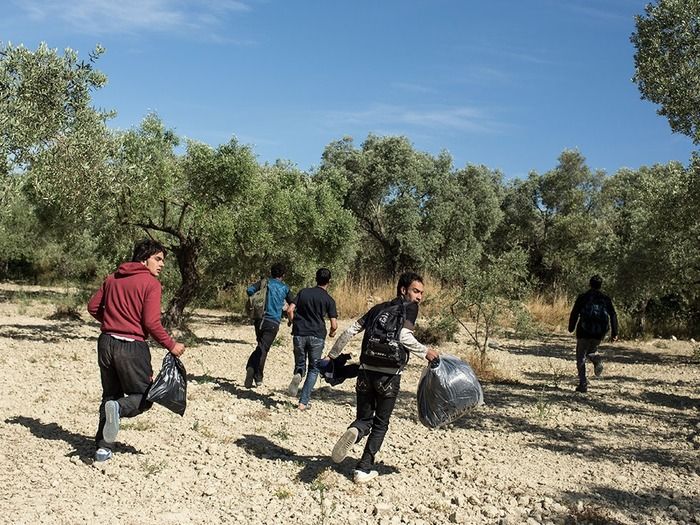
417, 354, 483, 428
146, 352, 187, 416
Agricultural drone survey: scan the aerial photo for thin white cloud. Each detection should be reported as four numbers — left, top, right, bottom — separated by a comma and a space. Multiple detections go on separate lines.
321, 104, 507, 135
567, 4, 630, 23
13, 0, 251, 37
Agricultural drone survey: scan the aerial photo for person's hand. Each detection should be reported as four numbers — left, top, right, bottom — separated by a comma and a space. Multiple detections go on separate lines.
329, 329, 337, 338
425, 349, 439, 362
170, 342, 185, 357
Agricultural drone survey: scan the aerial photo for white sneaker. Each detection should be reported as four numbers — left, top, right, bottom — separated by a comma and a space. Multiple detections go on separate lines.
287, 373, 302, 397
353, 469, 378, 483
332, 427, 359, 463
103, 400, 120, 443
94, 448, 113, 462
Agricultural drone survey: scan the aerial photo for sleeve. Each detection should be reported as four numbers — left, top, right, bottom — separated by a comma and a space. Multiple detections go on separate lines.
142, 281, 176, 350
328, 319, 364, 358
327, 297, 338, 319
568, 295, 583, 333
246, 281, 260, 297
607, 297, 619, 338
400, 328, 428, 358
87, 281, 106, 322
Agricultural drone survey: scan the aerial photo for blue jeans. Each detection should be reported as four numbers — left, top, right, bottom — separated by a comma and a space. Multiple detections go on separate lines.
292, 335, 325, 405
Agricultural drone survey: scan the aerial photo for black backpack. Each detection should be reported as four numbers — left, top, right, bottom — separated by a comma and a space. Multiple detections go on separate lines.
360, 300, 409, 369
579, 295, 609, 338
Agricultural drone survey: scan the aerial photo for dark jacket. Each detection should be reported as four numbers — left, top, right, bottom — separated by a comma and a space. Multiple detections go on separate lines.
568, 289, 618, 340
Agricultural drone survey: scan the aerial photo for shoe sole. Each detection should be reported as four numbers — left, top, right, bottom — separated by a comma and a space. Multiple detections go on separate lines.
244, 367, 255, 388
287, 374, 302, 397
354, 470, 378, 483
332, 427, 359, 463
594, 363, 604, 377
103, 401, 120, 443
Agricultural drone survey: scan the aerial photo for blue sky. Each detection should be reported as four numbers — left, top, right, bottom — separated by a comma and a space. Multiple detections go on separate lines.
2, 0, 695, 179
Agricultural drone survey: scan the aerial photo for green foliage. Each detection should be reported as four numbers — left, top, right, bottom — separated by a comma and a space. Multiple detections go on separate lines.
632, 0, 700, 143
451, 248, 530, 359
413, 314, 459, 346
318, 134, 502, 280
597, 159, 699, 335
0, 42, 110, 173
493, 150, 605, 294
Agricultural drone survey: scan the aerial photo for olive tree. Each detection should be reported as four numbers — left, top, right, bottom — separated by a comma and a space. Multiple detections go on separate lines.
631, 0, 700, 144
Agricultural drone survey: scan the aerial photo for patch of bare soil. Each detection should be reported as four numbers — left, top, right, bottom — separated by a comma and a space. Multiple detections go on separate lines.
0, 284, 698, 524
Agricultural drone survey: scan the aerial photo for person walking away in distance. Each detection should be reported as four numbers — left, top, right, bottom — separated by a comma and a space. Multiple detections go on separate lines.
244, 262, 294, 388
568, 274, 618, 393
87, 238, 185, 462
286, 268, 338, 410
328, 271, 439, 483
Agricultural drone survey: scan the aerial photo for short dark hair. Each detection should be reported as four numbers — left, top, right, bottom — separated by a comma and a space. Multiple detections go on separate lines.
589, 274, 603, 290
316, 268, 331, 286
397, 271, 423, 297
131, 239, 167, 263
270, 262, 286, 278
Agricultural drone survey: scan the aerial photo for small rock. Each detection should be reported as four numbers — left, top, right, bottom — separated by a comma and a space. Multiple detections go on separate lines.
373, 503, 392, 516
671, 335, 677, 341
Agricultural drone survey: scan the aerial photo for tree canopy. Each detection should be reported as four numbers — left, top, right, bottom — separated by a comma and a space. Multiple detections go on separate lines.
631, 0, 700, 143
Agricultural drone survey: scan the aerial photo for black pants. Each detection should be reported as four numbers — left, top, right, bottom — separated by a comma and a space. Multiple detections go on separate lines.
576, 337, 602, 386
350, 370, 401, 472
246, 319, 280, 382
95, 333, 153, 450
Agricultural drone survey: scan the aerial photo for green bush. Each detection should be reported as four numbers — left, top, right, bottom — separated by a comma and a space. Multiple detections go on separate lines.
414, 315, 459, 346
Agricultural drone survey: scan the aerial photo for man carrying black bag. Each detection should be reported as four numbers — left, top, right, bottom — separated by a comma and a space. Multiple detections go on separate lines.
88, 239, 185, 462
328, 272, 438, 483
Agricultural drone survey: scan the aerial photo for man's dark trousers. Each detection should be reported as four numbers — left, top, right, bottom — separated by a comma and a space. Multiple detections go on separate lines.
96, 333, 153, 450
247, 318, 280, 383
576, 337, 602, 386
350, 370, 401, 472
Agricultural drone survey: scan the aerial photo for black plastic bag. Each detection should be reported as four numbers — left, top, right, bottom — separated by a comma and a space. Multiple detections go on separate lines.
417, 354, 483, 428
146, 352, 187, 416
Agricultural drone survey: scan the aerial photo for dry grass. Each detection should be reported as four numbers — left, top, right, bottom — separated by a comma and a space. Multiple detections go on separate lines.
526, 293, 571, 330
330, 276, 395, 319
331, 273, 453, 319
463, 350, 518, 384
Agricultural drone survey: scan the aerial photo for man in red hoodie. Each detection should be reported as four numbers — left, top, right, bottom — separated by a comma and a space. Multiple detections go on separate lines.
88, 239, 185, 462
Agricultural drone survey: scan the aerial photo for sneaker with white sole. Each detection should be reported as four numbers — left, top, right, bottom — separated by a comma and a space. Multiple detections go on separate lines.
94, 448, 113, 462
353, 469, 378, 483
103, 400, 120, 443
244, 367, 255, 388
287, 373, 302, 397
332, 427, 359, 463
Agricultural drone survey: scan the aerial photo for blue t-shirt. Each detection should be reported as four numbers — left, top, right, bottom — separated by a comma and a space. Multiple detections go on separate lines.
247, 278, 294, 323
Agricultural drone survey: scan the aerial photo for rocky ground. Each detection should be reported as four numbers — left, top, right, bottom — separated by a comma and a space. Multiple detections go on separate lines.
0, 283, 698, 525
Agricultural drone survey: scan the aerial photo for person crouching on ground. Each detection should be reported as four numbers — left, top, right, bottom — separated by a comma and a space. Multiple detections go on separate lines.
328, 271, 438, 483
87, 239, 185, 462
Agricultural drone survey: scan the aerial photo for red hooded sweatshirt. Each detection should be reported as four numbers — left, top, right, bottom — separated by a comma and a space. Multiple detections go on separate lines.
87, 262, 176, 350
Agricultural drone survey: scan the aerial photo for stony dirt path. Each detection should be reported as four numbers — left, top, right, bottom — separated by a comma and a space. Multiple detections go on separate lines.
0, 285, 698, 524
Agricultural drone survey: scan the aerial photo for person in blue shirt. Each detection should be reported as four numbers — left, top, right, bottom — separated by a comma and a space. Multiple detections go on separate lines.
245, 263, 294, 388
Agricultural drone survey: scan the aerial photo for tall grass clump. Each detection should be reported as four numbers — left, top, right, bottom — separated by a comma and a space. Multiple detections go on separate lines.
525, 293, 570, 331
